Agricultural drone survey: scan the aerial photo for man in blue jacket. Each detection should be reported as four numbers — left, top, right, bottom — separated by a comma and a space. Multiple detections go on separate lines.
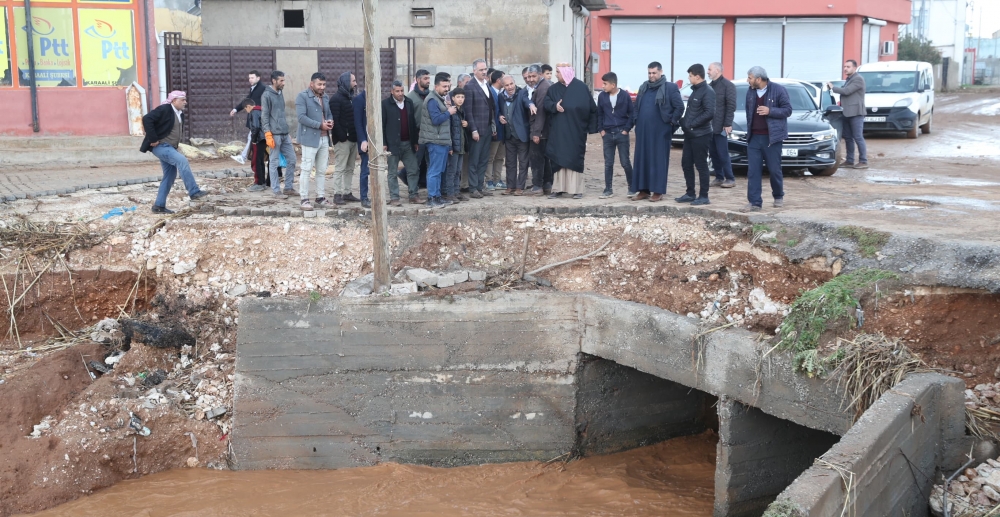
352, 89, 372, 209
595, 72, 634, 199
742, 66, 792, 212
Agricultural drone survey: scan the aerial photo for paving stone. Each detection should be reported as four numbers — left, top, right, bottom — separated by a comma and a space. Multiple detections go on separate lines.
437, 274, 455, 288
541, 207, 555, 214
555, 207, 569, 214
235, 208, 251, 216
3, 195, 15, 202
406, 268, 438, 286
468, 271, 487, 281
289, 210, 303, 217
389, 282, 418, 295
304, 210, 317, 218
250, 208, 265, 216
450, 271, 469, 283
117, 180, 127, 186
263, 210, 277, 217
275, 209, 290, 217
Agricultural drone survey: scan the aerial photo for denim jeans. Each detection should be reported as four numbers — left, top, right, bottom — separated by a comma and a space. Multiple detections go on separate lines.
746, 134, 785, 207
681, 133, 712, 198
150, 143, 202, 208
445, 153, 463, 197
425, 143, 449, 198
387, 142, 420, 200
268, 134, 296, 194
298, 139, 329, 200
709, 131, 734, 181
842, 115, 867, 164
602, 130, 632, 192
467, 136, 492, 192
358, 148, 369, 201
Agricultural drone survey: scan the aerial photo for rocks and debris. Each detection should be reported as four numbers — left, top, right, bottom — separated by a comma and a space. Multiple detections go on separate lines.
342, 273, 374, 297
28, 416, 56, 438
205, 407, 227, 420
88, 361, 112, 375
405, 267, 486, 290
140, 369, 167, 387
930, 454, 1000, 516
90, 318, 121, 344
122, 319, 196, 349
128, 412, 151, 437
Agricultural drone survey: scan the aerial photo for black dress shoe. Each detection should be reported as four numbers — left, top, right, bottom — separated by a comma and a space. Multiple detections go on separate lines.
151, 205, 175, 214
190, 191, 208, 200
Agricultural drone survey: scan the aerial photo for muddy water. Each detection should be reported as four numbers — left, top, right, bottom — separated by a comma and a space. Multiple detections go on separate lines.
28, 433, 717, 517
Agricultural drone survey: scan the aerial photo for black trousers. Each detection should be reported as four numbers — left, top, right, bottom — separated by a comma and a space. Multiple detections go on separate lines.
252, 140, 268, 185
682, 133, 712, 198
529, 138, 552, 189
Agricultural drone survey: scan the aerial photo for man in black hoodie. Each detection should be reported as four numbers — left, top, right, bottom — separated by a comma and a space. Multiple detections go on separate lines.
675, 63, 716, 206
329, 72, 360, 205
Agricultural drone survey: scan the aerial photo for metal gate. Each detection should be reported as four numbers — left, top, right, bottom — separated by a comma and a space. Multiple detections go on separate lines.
165, 36, 394, 142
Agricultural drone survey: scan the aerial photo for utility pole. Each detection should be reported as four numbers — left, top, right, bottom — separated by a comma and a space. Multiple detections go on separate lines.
362, 0, 391, 291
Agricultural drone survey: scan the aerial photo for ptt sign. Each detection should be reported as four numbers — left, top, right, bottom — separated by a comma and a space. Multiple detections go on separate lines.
26, 16, 71, 57
84, 19, 130, 60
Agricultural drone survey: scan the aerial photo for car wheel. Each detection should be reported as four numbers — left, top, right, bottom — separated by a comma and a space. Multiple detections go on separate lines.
920, 111, 932, 134
907, 113, 920, 139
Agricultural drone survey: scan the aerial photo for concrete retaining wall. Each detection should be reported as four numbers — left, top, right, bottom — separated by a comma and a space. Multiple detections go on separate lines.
767, 373, 970, 517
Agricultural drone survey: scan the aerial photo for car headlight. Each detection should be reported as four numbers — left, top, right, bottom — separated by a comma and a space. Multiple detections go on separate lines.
811, 129, 836, 142
894, 98, 912, 108
730, 130, 746, 141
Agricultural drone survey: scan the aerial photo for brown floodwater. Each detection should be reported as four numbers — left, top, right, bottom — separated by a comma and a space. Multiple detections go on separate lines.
26, 433, 717, 517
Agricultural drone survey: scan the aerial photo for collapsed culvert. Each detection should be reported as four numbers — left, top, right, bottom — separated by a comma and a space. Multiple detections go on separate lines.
5, 211, 1000, 516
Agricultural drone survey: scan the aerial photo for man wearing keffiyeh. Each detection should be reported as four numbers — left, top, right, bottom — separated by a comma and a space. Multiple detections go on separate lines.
139, 90, 208, 214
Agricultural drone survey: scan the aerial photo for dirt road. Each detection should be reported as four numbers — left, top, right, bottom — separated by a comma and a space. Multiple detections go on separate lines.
2, 91, 998, 246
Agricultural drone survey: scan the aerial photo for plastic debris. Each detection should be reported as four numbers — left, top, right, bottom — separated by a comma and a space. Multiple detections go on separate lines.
128, 412, 151, 437
101, 206, 137, 220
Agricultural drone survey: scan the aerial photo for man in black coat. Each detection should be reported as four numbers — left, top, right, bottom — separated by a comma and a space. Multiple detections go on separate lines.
676, 64, 716, 206
329, 72, 360, 204
139, 91, 207, 214
228, 70, 266, 165
708, 62, 737, 188
382, 80, 421, 205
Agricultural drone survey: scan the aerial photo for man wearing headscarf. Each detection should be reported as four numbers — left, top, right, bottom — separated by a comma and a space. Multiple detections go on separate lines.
632, 61, 684, 202
543, 64, 598, 199
139, 91, 208, 214
329, 72, 361, 205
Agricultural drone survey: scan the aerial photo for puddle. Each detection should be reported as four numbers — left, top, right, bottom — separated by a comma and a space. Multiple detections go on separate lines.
893, 199, 938, 208
907, 196, 1000, 211
858, 197, 995, 211
866, 176, 927, 185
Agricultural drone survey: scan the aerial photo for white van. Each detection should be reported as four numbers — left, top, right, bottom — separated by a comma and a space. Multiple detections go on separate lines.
857, 61, 934, 139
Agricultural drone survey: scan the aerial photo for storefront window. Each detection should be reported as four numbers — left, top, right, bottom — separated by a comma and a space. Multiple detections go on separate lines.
1, 7, 12, 86
79, 8, 135, 86
14, 6, 78, 86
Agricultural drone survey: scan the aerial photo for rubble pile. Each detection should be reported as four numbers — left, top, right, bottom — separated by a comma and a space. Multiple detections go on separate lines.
930, 459, 1000, 516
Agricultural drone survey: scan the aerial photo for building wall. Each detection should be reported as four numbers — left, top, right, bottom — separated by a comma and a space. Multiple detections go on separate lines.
0, 0, 159, 136
201, 0, 556, 84
589, 0, 911, 88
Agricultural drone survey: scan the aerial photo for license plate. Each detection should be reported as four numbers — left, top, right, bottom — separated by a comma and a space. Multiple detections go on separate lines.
865, 116, 886, 122
781, 148, 798, 157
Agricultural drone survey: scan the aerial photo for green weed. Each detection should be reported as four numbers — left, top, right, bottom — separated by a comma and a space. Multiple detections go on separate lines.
836, 225, 890, 258
776, 268, 898, 375
787, 239, 798, 247
752, 223, 772, 234
762, 500, 804, 517
309, 291, 322, 303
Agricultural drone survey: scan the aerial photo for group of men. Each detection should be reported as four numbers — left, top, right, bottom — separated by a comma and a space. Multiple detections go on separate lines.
139, 57, 868, 214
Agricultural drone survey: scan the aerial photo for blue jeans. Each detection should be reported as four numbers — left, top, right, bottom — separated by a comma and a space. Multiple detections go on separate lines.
150, 143, 202, 208
842, 115, 867, 164
746, 134, 784, 207
359, 149, 369, 201
425, 143, 449, 198
268, 133, 296, 194
445, 153, 463, 197
467, 136, 492, 192
709, 131, 734, 181
602, 130, 632, 192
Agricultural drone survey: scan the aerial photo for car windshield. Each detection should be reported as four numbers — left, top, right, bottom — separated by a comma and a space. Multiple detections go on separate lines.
735, 84, 817, 111
858, 71, 920, 93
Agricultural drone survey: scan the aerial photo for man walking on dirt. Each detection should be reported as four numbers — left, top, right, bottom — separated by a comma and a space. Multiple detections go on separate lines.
261, 70, 297, 198
741, 66, 792, 213
140, 91, 208, 214
828, 60, 867, 169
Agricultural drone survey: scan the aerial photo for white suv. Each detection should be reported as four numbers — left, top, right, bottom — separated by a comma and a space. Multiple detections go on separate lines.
857, 61, 934, 139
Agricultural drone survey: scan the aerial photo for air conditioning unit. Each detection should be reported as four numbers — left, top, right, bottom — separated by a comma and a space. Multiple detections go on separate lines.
881, 41, 895, 56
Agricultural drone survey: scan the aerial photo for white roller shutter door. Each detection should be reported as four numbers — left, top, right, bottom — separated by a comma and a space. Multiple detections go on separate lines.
611, 19, 673, 93
862, 23, 882, 64
672, 19, 724, 83
783, 18, 846, 82
734, 19, 783, 82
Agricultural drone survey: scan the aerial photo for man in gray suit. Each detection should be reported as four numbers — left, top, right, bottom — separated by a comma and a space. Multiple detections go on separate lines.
295, 72, 334, 211
829, 60, 867, 169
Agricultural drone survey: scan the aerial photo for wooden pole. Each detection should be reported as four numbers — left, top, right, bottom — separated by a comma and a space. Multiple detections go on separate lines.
363, 0, 391, 291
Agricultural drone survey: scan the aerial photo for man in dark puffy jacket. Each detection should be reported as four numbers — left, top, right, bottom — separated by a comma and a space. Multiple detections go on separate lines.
329, 72, 360, 205
708, 62, 737, 188
381, 80, 420, 206
676, 64, 716, 206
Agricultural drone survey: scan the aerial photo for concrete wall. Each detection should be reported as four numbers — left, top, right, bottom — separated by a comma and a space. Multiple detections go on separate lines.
201, 0, 555, 83
715, 397, 840, 517
767, 373, 970, 517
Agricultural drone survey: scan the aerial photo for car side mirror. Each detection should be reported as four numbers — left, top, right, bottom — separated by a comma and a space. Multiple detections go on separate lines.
824, 105, 844, 115
917, 86, 925, 93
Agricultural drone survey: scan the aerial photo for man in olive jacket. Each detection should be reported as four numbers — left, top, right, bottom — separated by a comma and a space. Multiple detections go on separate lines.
829, 59, 867, 168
